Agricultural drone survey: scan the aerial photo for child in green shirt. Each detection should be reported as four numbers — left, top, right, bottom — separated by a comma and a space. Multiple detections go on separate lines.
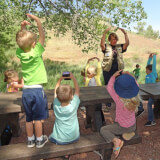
133, 64, 140, 80
16, 14, 48, 148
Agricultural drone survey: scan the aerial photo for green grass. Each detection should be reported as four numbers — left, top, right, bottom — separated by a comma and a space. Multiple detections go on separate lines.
1, 56, 160, 92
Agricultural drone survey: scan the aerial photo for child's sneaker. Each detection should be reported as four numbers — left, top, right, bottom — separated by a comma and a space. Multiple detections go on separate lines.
36, 135, 48, 148
145, 121, 156, 127
136, 109, 145, 118
27, 140, 35, 148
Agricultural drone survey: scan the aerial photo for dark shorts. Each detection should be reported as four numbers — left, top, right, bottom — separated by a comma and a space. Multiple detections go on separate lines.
49, 136, 79, 145
22, 88, 49, 122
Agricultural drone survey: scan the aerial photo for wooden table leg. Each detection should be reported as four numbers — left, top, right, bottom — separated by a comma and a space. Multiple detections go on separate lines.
154, 100, 160, 119
100, 149, 112, 160
85, 104, 104, 132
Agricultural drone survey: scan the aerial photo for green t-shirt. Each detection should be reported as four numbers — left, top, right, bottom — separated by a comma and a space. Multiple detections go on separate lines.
50, 95, 80, 143
16, 42, 47, 85
133, 68, 140, 76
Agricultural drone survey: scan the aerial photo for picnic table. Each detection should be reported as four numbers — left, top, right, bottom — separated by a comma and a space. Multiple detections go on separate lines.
0, 86, 149, 137
139, 83, 160, 119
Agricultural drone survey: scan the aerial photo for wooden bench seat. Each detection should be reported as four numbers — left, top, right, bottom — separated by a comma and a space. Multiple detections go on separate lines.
0, 133, 142, 160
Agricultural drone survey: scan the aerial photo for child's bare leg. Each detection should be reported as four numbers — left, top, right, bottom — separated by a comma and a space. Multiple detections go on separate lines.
34, 120, 43, 137
26, 121, 34, 137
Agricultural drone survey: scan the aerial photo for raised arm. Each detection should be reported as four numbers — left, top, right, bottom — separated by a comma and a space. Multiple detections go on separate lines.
107, 70, 122, 102
100, 28, 111, 51
54, 76, 63, 98
147, 53, 153, 65
152, 54, 157, 73
119, 28, 129, 51
12, 78, 24, 88
26, 14, 45, 46
70, 73, 80, 96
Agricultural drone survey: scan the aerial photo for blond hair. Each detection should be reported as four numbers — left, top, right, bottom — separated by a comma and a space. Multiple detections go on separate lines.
16, 30, 37, 51
56, 85, 73, 103
87, 65, 97, 75
120, 94, 141, 112
4, 70, 19, 83
108, 33, 119, 41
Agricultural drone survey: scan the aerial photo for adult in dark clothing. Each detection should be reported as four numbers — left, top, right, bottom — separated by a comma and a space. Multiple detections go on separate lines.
100, 27, 129, 85
100, 28, 129, 110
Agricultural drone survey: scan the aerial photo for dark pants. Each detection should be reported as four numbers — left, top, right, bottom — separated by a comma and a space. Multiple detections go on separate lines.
86, 104, 105, 132
103, 70, 117, 107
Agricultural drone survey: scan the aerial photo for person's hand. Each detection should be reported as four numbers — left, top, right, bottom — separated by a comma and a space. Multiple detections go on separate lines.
104, 27, 111, 33
59, 76, 64, 81
119, 28, 127, 34
113, 70, 123, 77
69, 72, 74, 79
26, 13, 39, 21
21, 20, 30, 27
11, 82, 15, 88
149, 53, 153, 58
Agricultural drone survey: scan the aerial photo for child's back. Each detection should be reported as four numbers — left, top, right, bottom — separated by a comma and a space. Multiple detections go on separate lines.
50, 73, 80, 144
51, 94, 80, 143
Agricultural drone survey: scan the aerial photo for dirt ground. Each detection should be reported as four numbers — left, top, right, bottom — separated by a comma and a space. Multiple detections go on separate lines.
10, 101, 160, 160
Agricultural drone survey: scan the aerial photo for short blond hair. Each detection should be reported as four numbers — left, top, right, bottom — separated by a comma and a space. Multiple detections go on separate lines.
4, 70, 19, 83
108, 33, 119, 41
56, 85, 73, 103
16, 30, 37, 51
120, 94, 141, 112
87, 65, 97, 75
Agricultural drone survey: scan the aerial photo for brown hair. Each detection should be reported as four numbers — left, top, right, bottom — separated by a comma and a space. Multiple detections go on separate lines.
4, 70, 19, 83
120, 95, 141, 112
56, 85, 73, 103
146, 64, 152, 71
108, 33, 119, 41
16, 30, 37, 51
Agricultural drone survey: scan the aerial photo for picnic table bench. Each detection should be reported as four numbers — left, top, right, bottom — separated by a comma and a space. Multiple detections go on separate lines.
0, 132, 142, 160
0, 86, 149, 137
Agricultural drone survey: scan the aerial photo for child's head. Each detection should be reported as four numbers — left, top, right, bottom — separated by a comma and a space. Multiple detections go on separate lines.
56, 85, 73, 103
16, 30, 37, 51
108, 33, 119, 46
146, 64, 152, 75
136, 64, 139, 68
87, 65, 97, 78
114, 74, 140, 111
4, 70, 19, 83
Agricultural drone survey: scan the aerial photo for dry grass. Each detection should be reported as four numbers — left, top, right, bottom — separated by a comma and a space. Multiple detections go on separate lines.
43, 30, 160, 65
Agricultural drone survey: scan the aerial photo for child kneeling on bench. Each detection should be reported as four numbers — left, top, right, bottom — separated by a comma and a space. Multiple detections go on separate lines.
100, 70, 140, 158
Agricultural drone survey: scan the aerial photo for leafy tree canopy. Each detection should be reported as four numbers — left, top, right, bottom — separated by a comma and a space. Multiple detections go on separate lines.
0, 0, 147, 69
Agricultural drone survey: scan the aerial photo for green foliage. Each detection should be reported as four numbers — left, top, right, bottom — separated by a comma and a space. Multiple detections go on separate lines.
134, 21, 146, 35
0, 0, 147, 58
145, 25, 159, 39
134, 23, 159, 39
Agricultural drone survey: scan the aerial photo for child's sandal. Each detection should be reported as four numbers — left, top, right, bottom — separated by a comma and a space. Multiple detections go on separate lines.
113, 140, 124, 159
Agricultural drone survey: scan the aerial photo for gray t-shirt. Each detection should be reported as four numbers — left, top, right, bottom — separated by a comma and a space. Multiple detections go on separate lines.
88, 77, 97, 86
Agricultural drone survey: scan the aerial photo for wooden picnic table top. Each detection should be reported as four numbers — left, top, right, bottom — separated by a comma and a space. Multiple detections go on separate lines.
139, 82, 160, 99
0, 86, 149, 115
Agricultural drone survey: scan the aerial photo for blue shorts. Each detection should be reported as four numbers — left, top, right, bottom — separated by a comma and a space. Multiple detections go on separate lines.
22, 88, 49, 122
49, 136, 79, 145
